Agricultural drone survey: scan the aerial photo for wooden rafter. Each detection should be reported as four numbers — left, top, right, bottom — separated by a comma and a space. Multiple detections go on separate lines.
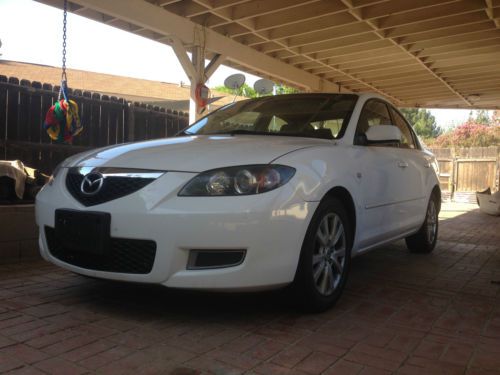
36, 0, 500, 109
339, 0, 473, 106
485, 0, 500, 27
190, 0, 404, 103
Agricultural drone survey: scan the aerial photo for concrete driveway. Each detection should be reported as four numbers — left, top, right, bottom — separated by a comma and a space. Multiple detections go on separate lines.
0, 203, 499, 375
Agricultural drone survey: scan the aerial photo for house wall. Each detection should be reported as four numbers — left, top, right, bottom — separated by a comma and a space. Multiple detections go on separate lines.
0, 205, 39, 263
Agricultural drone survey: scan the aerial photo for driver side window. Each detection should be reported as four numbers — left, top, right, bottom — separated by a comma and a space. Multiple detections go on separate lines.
389, 107, 417, 149
355, 100, 392, 145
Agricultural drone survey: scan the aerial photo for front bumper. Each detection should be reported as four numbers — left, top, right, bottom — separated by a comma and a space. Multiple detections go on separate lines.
36, 168, 318, 290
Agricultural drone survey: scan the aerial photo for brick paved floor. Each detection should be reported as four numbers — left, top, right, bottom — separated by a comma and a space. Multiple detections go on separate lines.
0, 203, 499, 375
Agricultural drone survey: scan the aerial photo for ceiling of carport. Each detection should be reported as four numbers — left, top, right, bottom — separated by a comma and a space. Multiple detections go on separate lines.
36, 0, 500, 109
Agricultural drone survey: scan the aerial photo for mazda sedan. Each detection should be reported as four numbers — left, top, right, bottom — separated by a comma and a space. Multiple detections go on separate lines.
36, 93, 440, 311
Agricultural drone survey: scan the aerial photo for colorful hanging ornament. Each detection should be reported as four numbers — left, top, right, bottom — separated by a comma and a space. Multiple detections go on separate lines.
43, 0, 83, 144
43, 97, 82, 144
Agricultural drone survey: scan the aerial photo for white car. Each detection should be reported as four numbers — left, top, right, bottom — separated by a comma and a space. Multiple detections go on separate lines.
36, 93, 440, 311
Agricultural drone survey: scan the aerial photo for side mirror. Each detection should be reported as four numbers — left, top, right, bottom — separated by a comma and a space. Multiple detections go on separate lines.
365, 125, 402, 144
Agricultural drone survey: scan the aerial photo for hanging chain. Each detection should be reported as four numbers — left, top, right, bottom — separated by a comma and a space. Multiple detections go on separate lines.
61, 0, 67, 81
59, 0, 68, 100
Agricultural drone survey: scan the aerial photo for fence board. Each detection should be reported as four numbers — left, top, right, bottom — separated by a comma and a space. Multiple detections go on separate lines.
0, 76, 189, 174
108, 96, 118, 144
79, 91, 92, 146
71, 89, 84, 148
6, 78, 20, 162
18, 80, 31, 143
456, 160, 496, 192
430, 146, 499, 202
99, 95, 110, 147
134, 103, 148, 141
40, 83, 56, 172
117, 98, 126, 143
30, 82, 43, 145
89, 92, 101, 148
0, 76, 7, 159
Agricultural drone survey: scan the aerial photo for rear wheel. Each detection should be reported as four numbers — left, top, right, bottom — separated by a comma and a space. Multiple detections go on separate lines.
293, 197, 352, 312
405, 193, 439, 253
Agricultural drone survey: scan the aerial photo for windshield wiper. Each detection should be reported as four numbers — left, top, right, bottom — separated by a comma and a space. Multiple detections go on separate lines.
176, 129, 194, 136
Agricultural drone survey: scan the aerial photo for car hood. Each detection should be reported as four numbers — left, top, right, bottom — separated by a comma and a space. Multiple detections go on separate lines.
64, 135, 332, 172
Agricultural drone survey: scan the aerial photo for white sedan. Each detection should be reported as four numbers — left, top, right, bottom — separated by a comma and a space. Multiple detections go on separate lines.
36, 93, 440, 311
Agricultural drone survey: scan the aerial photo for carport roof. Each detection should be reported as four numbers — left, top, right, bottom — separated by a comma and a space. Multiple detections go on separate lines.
36, 0, 500, 109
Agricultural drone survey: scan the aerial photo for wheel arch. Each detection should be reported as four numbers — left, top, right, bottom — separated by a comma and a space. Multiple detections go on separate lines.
431, 184, 441, 213
323, 186, 356, 245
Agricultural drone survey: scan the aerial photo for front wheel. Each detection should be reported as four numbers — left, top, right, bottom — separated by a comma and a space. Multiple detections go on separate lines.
292, 197, 352, 312
405, 194, 439, 253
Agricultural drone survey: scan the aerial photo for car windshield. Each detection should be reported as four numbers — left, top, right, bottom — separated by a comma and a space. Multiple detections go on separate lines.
184, 94, 358, 140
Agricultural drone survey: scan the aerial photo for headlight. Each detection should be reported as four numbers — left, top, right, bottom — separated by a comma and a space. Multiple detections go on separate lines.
47, 162, 64, 186
179, 165, 296, 196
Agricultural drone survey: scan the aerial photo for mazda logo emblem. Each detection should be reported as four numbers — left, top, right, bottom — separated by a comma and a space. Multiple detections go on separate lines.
80, 172, 104, 196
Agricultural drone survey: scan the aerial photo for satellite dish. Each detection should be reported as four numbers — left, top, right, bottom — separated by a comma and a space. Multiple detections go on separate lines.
224, 74, 245, 90
254, 79, 274, 95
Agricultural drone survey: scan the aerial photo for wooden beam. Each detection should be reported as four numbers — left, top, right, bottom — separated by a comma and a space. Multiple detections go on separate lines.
359, 0, 459, 20
485, 0, 500, 27
204, 54, 225, 79
416, 37, 500, 57
377, 0, 485, 29
437, 60, 500, 74
398, 21, 494, 45
429, 52, 500, 68
425, 47, 500, 63
38, 0, 340, 92
406, 29, 500, 53
170, 37, 197, 81
193, 0, 402, 101
385, 12, 489, 39
313, 39, 393, 60
339, 0, 473, 106
447, 71, 500, 83
263, 12, 358, 41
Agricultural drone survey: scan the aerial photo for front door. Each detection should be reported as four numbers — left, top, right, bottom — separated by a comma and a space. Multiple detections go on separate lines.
353, 99, 406, 248
388, 106, 428, 229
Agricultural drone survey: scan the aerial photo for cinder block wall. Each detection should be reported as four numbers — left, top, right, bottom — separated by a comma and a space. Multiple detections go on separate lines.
0, 205, 40, 263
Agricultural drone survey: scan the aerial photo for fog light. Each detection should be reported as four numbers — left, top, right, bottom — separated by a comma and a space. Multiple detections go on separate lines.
187, 249, 246, 269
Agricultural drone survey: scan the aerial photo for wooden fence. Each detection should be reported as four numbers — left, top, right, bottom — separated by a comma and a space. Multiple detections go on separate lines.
0, 76, 189, 174
1, 76, 497, 202
429, 146, 499, 203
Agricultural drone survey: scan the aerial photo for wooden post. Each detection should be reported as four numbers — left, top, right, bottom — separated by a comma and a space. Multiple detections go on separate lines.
171, 36, 225, 124
450, 147, 456, 201
495, 146, 500, 191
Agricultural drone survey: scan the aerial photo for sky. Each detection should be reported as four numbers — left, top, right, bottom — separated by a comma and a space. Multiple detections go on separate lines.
0, 0, 489, 128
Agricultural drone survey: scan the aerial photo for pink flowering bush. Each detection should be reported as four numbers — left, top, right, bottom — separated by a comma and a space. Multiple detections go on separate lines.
434, 121, 499, 147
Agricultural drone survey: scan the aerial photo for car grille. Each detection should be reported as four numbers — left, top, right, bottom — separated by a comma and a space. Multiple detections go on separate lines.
66, 169, 158, 206
45, 227, 156, 274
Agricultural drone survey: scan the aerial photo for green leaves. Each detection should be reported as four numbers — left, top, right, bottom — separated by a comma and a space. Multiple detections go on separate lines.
399, 108, 442, 139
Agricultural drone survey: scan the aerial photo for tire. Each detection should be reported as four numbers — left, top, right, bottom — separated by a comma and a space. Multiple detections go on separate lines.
292, 197, 352, 313
405, 193, 439, 253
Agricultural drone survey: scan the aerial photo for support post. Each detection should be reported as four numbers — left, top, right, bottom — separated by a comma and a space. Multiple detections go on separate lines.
171, 36, 225, 124
189, 45, 203, 125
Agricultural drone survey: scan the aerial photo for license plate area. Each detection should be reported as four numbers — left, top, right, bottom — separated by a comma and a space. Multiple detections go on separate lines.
55, 209, 111, 255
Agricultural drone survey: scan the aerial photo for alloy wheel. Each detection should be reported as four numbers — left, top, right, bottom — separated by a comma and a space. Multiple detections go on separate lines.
312, 213, 347, 296
426, 200, 437, 244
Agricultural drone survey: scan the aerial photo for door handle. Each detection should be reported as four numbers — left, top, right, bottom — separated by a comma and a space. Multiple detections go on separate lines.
398, 161, 408, 168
